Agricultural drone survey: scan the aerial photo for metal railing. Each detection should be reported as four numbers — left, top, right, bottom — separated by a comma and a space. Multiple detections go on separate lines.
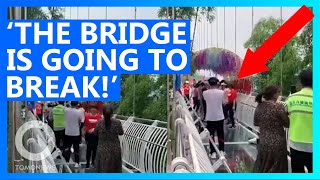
171, 93, 232, 173
171, 92, 289, 173
24, 110, 72, 173
115, 115, 167, 173
17, 112, 167, 173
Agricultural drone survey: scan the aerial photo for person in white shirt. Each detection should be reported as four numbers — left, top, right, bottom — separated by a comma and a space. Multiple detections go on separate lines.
203, 77, 227, 158
77, 103, 86, 145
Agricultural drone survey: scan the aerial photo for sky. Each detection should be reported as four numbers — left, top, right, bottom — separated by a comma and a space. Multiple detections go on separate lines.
63, 7, 300, 59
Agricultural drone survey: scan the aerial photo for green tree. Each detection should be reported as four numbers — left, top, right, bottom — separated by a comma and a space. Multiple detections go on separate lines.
299, 7, 312, 68
27, 7, 48, 19
115, 75, 167, 121
244, 17, 302, 96
26, 7, 64, 20
48, 7, 64, 19
157, 7, 215, 22
300, 22, 312, 68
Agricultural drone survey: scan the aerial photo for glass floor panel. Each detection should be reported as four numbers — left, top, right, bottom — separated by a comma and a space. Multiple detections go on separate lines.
223, 124, 257, 143
205, 123, 258, 173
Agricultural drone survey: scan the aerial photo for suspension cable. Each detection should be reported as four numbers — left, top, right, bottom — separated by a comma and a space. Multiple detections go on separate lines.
133, 7, 137, 117
210, 9, 213, 47
203, 18, 205, 49
251, 7, 254, 93
199, 19, 202, 50
206, 12, 210, 48
77, 7, 79, 19
216, 8, 218, 48
235, 7, 237, 53
280, 7, 283, 95
106, 7, 108, 19
224, 7, 226, 49
64, 7, 66, 19
88, 7, 90, 19
191, 7, 199, 51
235, 7, 237, 80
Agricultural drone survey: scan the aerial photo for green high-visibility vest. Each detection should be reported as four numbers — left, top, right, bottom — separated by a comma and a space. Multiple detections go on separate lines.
286, 88, 312, 143
52, 105, 65, 130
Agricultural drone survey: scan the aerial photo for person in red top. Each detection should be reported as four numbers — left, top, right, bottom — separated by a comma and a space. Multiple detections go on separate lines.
35, 102, 43, 120
84, 104, 102, 168
183, 81, 190, 101
226, 84, 238, 128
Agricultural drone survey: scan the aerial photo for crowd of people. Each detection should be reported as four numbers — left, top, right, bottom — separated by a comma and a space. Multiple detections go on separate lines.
36, 101, 124, 173
180, 68, 313, 173
181, 77, 238, 159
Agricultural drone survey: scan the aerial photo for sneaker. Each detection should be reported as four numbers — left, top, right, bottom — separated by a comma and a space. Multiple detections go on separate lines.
71, 147, 74, 153
210, 152, 216, 159
86, 163, 90, 169
74, 163, 80, 168
90, 164, 95, 168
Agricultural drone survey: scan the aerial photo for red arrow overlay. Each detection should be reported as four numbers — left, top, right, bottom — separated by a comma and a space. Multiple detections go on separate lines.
238, 5, 314, 79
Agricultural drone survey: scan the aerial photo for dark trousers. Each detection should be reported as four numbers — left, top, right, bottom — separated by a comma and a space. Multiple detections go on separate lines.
85, 133, 98, 166
226, 103, 235, 126
193, 97, 200, 112
54, 129, 65, 149
63, 135, 80, 164
185, 94, 190, 102
202, 99, 207, 120
290, 148, 312, 173
37, 113, 43, 121
207, 120, 225, 153
48, 120, 53, 130
223, 105, 228, 120
79, 123, 84, 144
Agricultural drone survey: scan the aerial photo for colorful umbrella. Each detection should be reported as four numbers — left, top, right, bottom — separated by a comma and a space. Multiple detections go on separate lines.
192, 48, 242, 77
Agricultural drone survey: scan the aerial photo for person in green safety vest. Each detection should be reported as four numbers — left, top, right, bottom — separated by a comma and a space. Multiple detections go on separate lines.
50, 101, 66, 149
286, 68, 312, 173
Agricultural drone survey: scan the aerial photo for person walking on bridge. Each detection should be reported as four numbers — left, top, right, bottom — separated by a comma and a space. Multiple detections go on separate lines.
226, 84, 237, 128
94, 104, 124, 173
203, 77, 226, 158
50, 101, 66, 150
286, 69, 313, 173
84, 104, 102, 169
63, 101, 83, 168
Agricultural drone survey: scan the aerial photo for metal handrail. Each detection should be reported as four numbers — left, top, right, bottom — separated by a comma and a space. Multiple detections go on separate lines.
25, 110, 72, 173
175, 93, 232, 173
118, 117, 167, 173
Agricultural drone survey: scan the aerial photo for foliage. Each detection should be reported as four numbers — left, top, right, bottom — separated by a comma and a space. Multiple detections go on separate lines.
27, 7, 49, 19
299, 7, 313, 68
157, 7, 215, 23
300, 23, 312, 68
27, 7, 64, 20
113, 75, 167, 122
47, 7, 64, 19
244, 17, 311, 96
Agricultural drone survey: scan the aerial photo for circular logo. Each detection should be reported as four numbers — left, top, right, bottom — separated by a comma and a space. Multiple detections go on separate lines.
15, 120, 56, 161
